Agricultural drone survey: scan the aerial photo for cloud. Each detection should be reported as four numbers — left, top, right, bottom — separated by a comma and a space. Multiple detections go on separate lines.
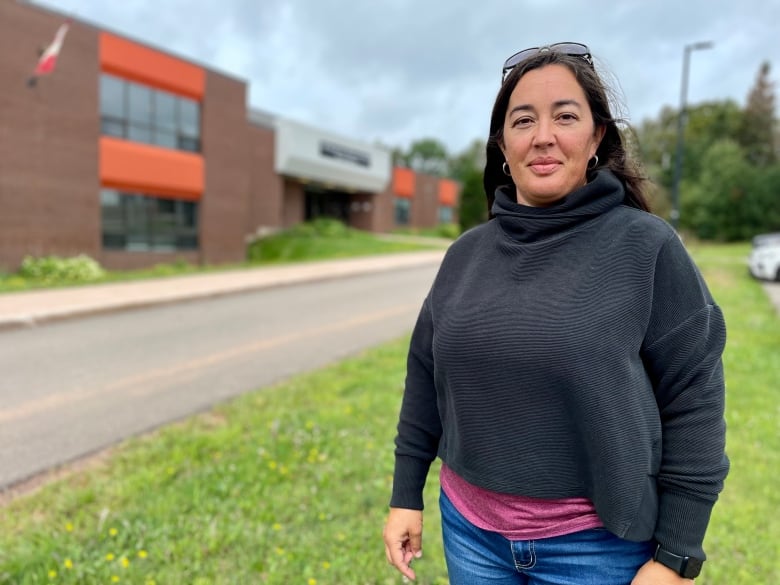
36, 0, 780, 154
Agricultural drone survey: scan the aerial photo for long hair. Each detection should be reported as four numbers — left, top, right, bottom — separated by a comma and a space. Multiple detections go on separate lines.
484, 51, 649, 215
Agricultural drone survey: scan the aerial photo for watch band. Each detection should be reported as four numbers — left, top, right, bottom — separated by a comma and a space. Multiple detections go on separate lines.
654, 544, 704, 579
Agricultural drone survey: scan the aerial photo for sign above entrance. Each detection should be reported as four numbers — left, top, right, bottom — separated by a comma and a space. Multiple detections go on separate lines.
320, 141, 370, 168
274, 117, 391, 193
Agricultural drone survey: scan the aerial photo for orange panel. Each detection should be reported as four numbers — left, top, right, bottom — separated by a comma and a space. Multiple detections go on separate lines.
100, 137, 204, 201
100, 33, 205, 100
438, 179, 459, 206
392, 167, 416, 199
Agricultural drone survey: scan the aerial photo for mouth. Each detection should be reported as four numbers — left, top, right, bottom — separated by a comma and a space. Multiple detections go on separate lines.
529, 160, 561, 175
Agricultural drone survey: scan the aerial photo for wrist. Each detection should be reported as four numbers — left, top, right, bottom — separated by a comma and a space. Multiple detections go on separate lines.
653, 544, 704, 579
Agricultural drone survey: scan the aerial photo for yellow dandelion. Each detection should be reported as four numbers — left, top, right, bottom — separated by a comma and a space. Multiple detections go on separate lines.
145, 580, 157, 585
109, 527, 118, 537
166, 467, 175, 475
63, 559, 73, 570
272, 523, 282, 531
120, 557, 130, 568
308, 578, 317, 585
318, 512, 326, 521
336, 532, 346, 542
111, 576, 120, 583
64, 522, 74, 532
137, 550, 148, 559
305, 420, 315, 430
268, 460, 278, 470
48, 569, 57, 579
322, 561, 331, 569
279, 465, 289, 475
105, 553, 115, 561
275, 547, 285, 555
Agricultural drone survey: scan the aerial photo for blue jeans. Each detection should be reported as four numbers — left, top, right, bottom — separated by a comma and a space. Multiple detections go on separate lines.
440, 489, 654, 585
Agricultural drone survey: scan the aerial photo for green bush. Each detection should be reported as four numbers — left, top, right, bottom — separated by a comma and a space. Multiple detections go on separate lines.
18, 254, 105, 284
436, 223, 461, 239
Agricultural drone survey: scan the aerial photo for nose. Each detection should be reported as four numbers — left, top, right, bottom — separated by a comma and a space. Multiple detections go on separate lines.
532, 118, 555, 147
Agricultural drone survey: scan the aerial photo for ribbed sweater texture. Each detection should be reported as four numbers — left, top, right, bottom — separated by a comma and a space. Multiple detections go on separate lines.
390, 170, 729, 559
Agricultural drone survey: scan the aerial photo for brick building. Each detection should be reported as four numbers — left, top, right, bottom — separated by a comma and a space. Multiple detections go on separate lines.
0, 1, 459, 271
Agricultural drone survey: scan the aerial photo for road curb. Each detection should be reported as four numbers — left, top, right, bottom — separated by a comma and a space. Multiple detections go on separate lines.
0, 252, 446, 332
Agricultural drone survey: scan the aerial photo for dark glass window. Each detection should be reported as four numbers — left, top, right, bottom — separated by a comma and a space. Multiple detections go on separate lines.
179, 98, 200, 137
99, 74, 201, 153
438, 206, 453, 224
101, 118, 125, 138
101, 189, 199, 252
127, 83, 153, 127
394, 198, 411, 225
154, 91, 177, 132
100, 75, 125, 119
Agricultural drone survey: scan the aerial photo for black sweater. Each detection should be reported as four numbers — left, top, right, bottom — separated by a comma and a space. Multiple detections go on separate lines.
390, 170, 728, 559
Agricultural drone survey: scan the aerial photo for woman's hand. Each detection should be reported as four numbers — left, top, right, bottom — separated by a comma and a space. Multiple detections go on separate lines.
632, 559, 695, 584
383, 507, 423, 581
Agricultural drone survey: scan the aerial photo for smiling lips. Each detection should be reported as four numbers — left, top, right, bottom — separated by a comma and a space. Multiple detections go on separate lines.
529, 157, 561, 174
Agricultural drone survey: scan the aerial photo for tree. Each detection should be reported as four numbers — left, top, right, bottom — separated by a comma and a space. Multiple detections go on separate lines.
401, 138, 450, 176
682, 139, 751, 240
449, 139, 489, 231
738, 61, 776, 167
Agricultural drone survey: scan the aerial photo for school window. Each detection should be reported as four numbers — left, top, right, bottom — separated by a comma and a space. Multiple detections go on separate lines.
394, 198, 411, 225
438, 205, 453, 224
99, 74, 201, 152
101, 189, 199, 251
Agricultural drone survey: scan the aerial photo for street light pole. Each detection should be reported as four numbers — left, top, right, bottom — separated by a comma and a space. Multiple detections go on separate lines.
670, 41, 713, 231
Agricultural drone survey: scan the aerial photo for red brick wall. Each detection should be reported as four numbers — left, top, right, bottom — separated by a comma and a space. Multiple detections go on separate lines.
282, 180, 305, 227
194, 72, 250, 265
411, 174, 440, 229
0, 2, 101, 271
247, 123, 284, 236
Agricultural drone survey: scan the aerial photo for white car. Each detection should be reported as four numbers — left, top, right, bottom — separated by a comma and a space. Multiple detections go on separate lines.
748, 237, 780, 282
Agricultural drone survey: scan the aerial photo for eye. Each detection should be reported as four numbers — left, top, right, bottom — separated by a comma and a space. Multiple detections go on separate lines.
511, 116, 534, 128
557, 112, 579, 124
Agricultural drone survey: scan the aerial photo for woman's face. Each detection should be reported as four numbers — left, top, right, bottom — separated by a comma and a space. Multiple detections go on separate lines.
500, 64, 605, 207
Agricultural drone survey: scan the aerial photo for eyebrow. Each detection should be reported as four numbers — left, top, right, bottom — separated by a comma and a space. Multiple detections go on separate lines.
508, 99, 583, 117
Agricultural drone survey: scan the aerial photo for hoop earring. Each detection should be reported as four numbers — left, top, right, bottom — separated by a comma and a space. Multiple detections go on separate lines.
587, 155, 599, 170
502, 162, 511, 176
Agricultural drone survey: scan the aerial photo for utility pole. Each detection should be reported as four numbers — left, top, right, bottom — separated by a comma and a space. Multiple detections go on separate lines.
670, 41, 714, 231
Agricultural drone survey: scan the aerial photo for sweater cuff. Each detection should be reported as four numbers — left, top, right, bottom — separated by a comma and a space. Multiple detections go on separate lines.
654, 490, 716, 559
389, 455, 433, 510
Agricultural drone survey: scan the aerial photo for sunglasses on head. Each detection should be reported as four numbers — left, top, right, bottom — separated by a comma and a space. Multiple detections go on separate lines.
502, 42, 593, 81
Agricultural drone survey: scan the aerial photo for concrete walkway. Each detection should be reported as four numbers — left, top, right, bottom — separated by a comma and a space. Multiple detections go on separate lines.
0, 251, 446, 331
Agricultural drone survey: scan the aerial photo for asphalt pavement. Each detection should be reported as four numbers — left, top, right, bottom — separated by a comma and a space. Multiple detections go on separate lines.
0, 251, 446, 331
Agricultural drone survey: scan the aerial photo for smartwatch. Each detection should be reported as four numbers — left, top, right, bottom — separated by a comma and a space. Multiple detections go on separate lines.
653, 544, 704, 579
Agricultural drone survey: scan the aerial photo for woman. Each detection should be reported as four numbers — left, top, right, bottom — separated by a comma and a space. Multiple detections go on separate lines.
383, 44, 728, 585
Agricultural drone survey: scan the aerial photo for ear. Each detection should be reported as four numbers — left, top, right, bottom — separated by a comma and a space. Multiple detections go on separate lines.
591, 125, 606, 157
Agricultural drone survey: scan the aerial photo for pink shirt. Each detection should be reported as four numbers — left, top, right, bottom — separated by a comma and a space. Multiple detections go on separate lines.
440, 464, 603, 540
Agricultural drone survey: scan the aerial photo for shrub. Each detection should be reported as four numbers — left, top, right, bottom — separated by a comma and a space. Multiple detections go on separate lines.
18, 254, 105, 284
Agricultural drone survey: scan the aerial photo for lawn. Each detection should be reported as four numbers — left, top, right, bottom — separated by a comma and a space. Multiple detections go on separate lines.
0, 219, 448, 294
0, 243, 776, 584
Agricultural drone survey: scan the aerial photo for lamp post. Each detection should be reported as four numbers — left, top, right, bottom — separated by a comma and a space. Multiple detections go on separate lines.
670, 41, 713, 231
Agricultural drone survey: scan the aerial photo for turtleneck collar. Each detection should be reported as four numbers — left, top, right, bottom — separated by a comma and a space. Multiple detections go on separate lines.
491, 169, 626, 243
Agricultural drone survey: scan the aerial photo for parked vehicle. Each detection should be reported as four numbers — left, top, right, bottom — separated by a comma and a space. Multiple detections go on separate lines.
748, 234, 780, 282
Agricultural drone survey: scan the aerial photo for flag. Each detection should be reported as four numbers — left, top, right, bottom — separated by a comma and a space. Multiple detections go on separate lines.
28, 20, 71, 87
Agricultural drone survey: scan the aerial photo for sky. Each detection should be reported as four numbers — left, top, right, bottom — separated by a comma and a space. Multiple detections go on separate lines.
33, 0, 780, 155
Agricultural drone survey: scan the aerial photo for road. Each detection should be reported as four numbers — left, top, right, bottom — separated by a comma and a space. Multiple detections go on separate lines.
0, 264, 438, 490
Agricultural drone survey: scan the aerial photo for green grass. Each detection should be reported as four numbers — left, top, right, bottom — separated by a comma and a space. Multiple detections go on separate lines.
0, 220, 446, 294
0, 243, 776, 584
246, 220, 446, 265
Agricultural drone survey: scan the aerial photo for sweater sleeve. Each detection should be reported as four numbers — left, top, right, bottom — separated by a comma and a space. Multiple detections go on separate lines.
389, 296, 442, 510
641, 234, 729, 559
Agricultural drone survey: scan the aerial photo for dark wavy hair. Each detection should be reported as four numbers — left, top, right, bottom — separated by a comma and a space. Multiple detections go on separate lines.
484, 51, 649, 214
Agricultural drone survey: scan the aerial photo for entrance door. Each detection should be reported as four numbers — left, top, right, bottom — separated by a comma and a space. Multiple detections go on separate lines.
304, 188, 350, 223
